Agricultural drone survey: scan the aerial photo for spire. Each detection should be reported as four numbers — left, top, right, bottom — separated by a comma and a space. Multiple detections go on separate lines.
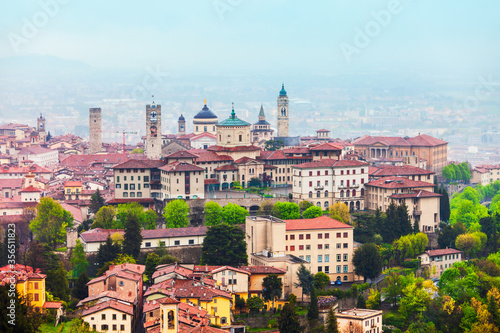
259, 104, 265, 117
204, 98, 207, 105
279, 83, 287, 96
231, 102, 235, 119
152, 94, 155, 106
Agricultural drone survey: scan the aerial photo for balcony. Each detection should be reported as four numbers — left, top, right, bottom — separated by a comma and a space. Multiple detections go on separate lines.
413, 210, 422, 216
314, 186, 324, 190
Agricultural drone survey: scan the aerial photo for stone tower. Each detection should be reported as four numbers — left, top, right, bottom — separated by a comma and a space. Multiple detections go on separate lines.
37, 113, 46, 143
146, 103, 162, 159
277, 83, 289, 137
178, 114, 186, 136
89, 108, 102, 154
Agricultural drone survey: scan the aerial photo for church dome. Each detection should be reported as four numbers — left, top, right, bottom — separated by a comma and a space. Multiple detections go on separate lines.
279, 83, 287, 96
194, 104, 218, 119
178, 114, 185, 121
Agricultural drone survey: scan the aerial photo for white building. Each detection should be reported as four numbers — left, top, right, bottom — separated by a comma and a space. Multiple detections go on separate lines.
17, 146, 58, 167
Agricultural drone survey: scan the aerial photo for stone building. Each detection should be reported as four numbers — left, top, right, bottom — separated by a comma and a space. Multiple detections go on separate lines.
277, 84, 289, 137
251, 105, 274, 146
89, 108, 102, 154
193, 101, 218, 135
145, 103, 162, 159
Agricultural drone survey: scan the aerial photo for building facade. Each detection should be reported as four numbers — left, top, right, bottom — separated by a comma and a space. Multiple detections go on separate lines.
277, 84, 289, 138
146, 103, 162, 159
251, 105, 274, 145
89, 108, 102, 154
193, 101, 218, 135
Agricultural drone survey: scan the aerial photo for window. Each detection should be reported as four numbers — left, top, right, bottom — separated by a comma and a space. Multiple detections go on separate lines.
145, 242, 151, 247
343, 243, 348, 248
299, 234, 304, 240
336, 265, 341, 273
318, 244, 322, 249
290, 235, 295, 240
119, 281, 124, 286
325, 254, 329, 262
306, 245, 311, 250
189, 239, 194, 245
101, 325, 108, 331
325, 266, 330, 274
309, 191, 312, 198
112, 325, 117, 331
318, 255, 323, 263
316, 191, 320, 198
174, 240, 180, 246
336, 243, 341, 249
120, 325, 125, 331
318, 266, 322, 272
102, 314, 106, 320
343, 254, 348, 261
336, 233, 341, 238
318, 233, 323, 239
130, 184, 135, 190
124, 184, 128, 190
343, 265, 348, 273
306, 234, 311, 240
306, 255, 311, 262
325, 170, 328, 175
309, 171, 313, 176
116, 176, 120, 182
325, 244, 329, 249
317, 171, 320, 176
299, 245, 304, 250
112, 314, 117, 320
337, 254, 341, 262
325, 233, 329, 239
343, 232, 348, 238
144, 176, 149, 182
34, 293, 39, 301
309, 181, 312, 187
290, 246, 295, 251
122, 314, 127, 320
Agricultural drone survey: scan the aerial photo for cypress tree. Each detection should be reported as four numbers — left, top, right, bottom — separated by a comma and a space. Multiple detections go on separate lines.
123, 213, 142, 259
307, 287, 319, 321
72, 272, 89, 300
440, 184, 451, 222
325, 307, 340, 333
397, 202, 412, 236
356, 294, 366, 309
384, 202, 398, 243
278, 303, 301, 333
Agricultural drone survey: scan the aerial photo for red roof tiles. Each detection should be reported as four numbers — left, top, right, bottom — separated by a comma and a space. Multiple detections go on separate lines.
285, 215, 352, 231
366, 176, 435, 189
81, 300, 134, 317
293, 159, 368, 169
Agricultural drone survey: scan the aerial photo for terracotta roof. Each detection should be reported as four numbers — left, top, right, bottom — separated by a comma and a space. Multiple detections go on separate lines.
112, 159, 165, 169
152, 264, 194, 280
184, 326, 228, 333
406, 134, 448, 147
211, 266, 251, 275
285, 215, 352, 231
43, 301, 63, 309
64, 181, 82, 187
0, 179, 23, 189
354, 134, 447, 147
423, 248, 462, 257
390, 190, 442, 199
18, 146, 55, 155
81, 300, 134, 317
165, 151, 199, 159
159, 161, 204, 172
259, 150, 287, 160
366, 176, 435, 189
193, 265, 286, 275
191, 132, 217, 140
0, 164, 51, 174
234, 156, 258, 164
283, 147, 310, 154
369, 165, 434, 177
309, 142, 343, 151
207, 145, 261, 152
20, 185, 41, 192
77, 290, 136, 308
214, 164, 238, 171
293, 159, 368, 169
204, 179, 219, 185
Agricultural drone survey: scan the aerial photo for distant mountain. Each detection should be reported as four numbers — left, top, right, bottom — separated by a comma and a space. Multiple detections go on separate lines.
0, 54, 91, 75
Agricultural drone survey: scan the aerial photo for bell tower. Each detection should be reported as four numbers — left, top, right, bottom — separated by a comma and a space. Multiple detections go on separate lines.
89, 108, 102, 154
178, 114, 186, 136
37, 113, 46, 143
146, 99, 162, 159
277, 83, 289, 137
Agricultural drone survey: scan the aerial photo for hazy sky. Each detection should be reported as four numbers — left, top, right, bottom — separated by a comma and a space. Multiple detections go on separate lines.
1, 0, 499, 75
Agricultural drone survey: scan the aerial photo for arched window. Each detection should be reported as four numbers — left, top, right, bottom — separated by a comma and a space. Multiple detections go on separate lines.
316, 202, 321, 207
324, 201, 329, 208
317, 191, 321, 198
325, 190, 328, 198
346, 190, 350, 198
361, 188, 364, 196
340, 190, 344, 198
352, 189, 356, 197
309, 191, 313, 198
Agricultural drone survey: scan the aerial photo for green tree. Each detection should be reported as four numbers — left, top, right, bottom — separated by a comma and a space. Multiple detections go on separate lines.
123, 212, 143, 258
383, 269, 404, 307
438, 261, 480, 303
221, 203, 249, 225
48, 261, 70, 301
257, 201, 274, 216
353, 243, 382, 282
278, 303, 302, 333
325, 307, 340, 333
438, 221, 466, 249
235, 296, 246, 314
288, 293, 297, 308
143, 209, 158, 230
265, 139, 285, 151
439, 185, 451, 222
442, 165, 455, 181
307, 287, 319, 320
89, 189, 105, 214
248, 177, 262, 187
299, 200, 313, 213
356, 294, 366, 309
383, 201, 398, 243
295, 264, 314, 302
399, 277, 437, 320
460, 162, 471, 183
328, 202, 350, 223
246, 296, 264, 315
92, 206, 116, 229
72, 272, 89, 300
96, 236, 121, 268
262, 274, 283, 312
163, 199, 190, 228
366, 288, 381, 310
201, 224, 248, 266
455, 233, 482, 259
303, 206, 323, 219
396, 202, 412, 236
70, 239, 89, 278
314, 271, 330, 290
204, 201, 223, 226
115, 202, 145, 229
479, 215, 499, 253
271, 202, 300, 219
0, 286, 41, 332
145, 253, 160, 282
29, 197, 73, 249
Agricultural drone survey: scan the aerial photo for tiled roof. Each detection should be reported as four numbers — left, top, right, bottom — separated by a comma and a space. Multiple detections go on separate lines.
309, 142, 343, 151
159, 161, 204, 172
112, 159, 165, 169
152, 264, 194, 280
43, 301, 63, 309
406, 134, 448, 147
64, 181, 82, 187
0, 164, 51, 174
390, 190, 442, 199
366, 176, 435, 189
214, 164, 238, 171
18, 146, 55, 155
184, 326, 228, 333
293, 159, 368, 169
211, 266, 251, 275
77, 290, 136, 308
191, 132, 217, 140
0, 179, 23, 189
19, 185, 41, 192
234, 156, 260, 164
207, 145, 261, 152
283, 147, 310, 154
191, 150, 234, 162
423, 248, 462, 257
193, 265, 286, 275
369, 165, 434, 177
81, 226, 207, 243
354, 134, 447, 147
259, 150, 287, 160
81, 300, 134, 317
285, 215, 352, 231
204, 179, 219, 185
165, 151, 199, 159
61, 153, 130, 167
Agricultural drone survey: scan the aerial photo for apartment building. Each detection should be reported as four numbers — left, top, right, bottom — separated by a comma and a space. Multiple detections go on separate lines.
418, 248, 463, 278
159, 161, 204, 199
365, 176, 441, 232
0, 264, 47, 311
472, 164, 500, 185
369, 164, 435, 183
292, 159, 369, 210
336, 308, 383, 333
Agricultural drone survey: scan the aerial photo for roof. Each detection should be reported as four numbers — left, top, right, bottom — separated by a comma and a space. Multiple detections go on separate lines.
112, 159, 165, 169
316, 129, 330, 132
217, 107, 251, 127
366, 176, 435, 189
214, 164, 238, 171
369, 165, 434, 177
18, 146, 55, 155
285, 215, 352, 231
274, 136, 300, 147
80, 226, 207, 243
165, 151, 199, 159
309, 142, 343, 151
279, 83, 287, 96
184, 326, 228, 333
81, 300, 134, 317
0, 179, 23, 189
19, 185, 41, 193
43, 301, 63, 309
194, 104, 218, 120
190, 150, 233, 162
406, 134, 448, 147
354, 134, 447, 147
152, 264, 194, 280
390, 190, 442, 199
64, 181, 82, 187
207, 145, 261, 153
293, 159, 368, 169
159, 161, 205, 172
211, 266, 251, 276
191, 132, 217, 141
422, 248, 463, 257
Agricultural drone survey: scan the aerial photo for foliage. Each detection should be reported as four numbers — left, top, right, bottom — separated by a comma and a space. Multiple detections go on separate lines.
262, 274, 283, 311
278, 303, 301, 333
235, 296, 246, 313
96, 236, 121, 269
288, 293, 297, 308
221, 203, 249, 225
328, 202, 350, 223
123, 210, 143, 258
479, 215, 500, 253
91, 206, 116, 229
131, 148, 144, 154
48, 261, 70, 301
115, 202, 146, 228
201, 224, 248, 266
436, 184, 451, 222
353, 243, 382, 282
299, 200, 313, 213
246, 296, 264, 314
143, 209, 158, 230
204, 201, 223, 226
382, 202, 412, 243
163, 199, 190, 228
89, 189, 105, 215
443, 162, 471, 183
248, 177, 262, 187
70, 239, 89, 278
398, 275, 437, 321
455, 233, 483, 259
356, 293, 366, 309
438, 261, 480, 303
325, 307, 340, 333
0, 286, 43, 332
352, 209, 384, 244
367, 288, 381, 309
438, 221, 467, 249
295, 264, 314, 301
257, 200, 274, 216
383, 268, 405, 307
314, 271, 330, 290
145, 253, 160, 282
265, 139, 285, 151
393, 233, 428, 263
30, 197, 73, 249
271, 201, 300, 219
307, 287, 319, 320
303, 206, 323, 219
72, 272, 89, 300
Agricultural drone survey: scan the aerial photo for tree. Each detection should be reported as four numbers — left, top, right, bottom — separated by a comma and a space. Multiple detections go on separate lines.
201, 224, 248, 266
163, 199, 190, 228
366, 288, 381, 309
295, 264, 314, 302
204, 201, 223, 226
89, 189, 105, 214
455, 233, 482, 259
356, 294, 366, 309
48, 261, 70, 301
303, 206, 323, 219
278, 303, 302, 333
383, 201, 398, 243
325, 307, 340, 333
96, 236, 121, 268
299, 200, 313, 213
246, 296, 264, 315
70, 239, 89, 278
72, 272, 89, 300
143, 209, 158, 230
396, 202, 412, 236
131, 148, 144, 154
92, 206, 116, 229
442, 165, 455, 181
235, 296, 246, 314
439, 185, 451, 222
221, 203, 249, 225
248, 177, 262, 187
145, 253, 160, 282
352, 243, 382, 282
0, 286, 40, 332
307, 287, 319, 320
29, 197, 73, 249
265, 139, 285, 151
438, 221, 466, 249
123, 212, 143, 258
328, 202, 350, 223
262, 274, 283, 312
314, 271, 330, 290
257, 201, 274, 216
480, 215, 499, 253
271, 202, 301, 219
399, 277, 437, 320
438, 261, 480, 303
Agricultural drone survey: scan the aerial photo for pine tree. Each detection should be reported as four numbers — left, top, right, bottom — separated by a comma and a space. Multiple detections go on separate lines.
357, 294, 366, 309
278, 303, 301, 333
89, 189, 105, 214
307, 287, 319, 321
97, 236, 121, 268
123, 213, 142, 259
383, 202, 398, 243
72, 272, 89, 300
397, 202, 412, 237
440, 184, 451, 222
325, 307, 340, 333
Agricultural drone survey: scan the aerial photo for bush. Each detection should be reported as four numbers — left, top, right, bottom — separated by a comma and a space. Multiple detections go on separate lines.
268, 319, 278, 328
383, 311, 406, 329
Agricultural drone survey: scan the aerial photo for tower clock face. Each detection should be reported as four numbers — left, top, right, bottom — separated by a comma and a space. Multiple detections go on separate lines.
150, 111, 157, 122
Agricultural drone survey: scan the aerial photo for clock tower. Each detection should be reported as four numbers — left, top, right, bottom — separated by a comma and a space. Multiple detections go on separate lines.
146, 102, 162, 159
277, 83, 289, 137
37, 113, 46, 144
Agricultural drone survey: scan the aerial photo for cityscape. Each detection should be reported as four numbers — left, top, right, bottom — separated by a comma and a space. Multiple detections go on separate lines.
1, 1, 500, 333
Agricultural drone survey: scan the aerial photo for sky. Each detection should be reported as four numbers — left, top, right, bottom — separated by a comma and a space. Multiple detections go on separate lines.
1, 0, 499, 76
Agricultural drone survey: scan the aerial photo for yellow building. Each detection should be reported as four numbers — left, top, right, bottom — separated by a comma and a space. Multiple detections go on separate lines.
64, 180, 82, 200
0, 264, 46, 311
